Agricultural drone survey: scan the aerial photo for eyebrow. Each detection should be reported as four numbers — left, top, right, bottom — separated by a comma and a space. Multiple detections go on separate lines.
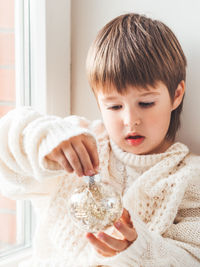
101, 96, 119, 101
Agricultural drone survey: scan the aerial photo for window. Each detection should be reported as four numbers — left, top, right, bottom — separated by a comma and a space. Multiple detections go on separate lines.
0, 0, 33, 261
0, 0, 15, 114
0, 0, 71, 265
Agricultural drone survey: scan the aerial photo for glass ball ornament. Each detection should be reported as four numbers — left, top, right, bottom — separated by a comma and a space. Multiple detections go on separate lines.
68, 175, 123, 233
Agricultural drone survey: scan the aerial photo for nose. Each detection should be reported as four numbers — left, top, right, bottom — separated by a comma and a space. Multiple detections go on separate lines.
123, 107, 141, 129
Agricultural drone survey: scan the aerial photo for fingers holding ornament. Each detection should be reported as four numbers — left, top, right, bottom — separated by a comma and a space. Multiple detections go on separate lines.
86, 209, 138, 257
114, 218, 138, 242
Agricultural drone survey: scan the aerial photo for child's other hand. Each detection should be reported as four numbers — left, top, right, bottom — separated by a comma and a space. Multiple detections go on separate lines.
46, 134, 99, 177
86, 209, 138, 257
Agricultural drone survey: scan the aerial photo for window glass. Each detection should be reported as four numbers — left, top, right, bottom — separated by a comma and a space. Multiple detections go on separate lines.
0, 0, 15, 115
0, 0, 32, 257
0, 0, 17, 253
0, 197, 16, 253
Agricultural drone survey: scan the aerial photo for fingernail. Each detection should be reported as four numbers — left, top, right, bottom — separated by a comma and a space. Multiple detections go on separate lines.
98, 232, 104, 239
87, 170, 95, 176
94, 165, 99, 172
77, 172, 83, 177
115, 221, 121, 228
86, 233, 93, 239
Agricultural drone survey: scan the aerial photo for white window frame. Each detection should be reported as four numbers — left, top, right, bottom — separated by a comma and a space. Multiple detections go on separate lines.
0, 0, 71, 266
29, 0, 71, 116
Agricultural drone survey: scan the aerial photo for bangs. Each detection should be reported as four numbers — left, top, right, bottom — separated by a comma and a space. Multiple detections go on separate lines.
87, 35, 161, 94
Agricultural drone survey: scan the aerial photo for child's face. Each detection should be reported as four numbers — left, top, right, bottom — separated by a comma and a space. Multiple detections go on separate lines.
96, 81, 183, 155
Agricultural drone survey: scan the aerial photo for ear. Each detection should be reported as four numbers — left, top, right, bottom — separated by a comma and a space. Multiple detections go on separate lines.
172, 80, 185, 111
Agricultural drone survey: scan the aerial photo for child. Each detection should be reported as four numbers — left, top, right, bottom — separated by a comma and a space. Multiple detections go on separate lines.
0, 13, 200, 267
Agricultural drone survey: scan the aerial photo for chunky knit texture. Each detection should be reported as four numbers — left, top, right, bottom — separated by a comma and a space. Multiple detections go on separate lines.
0, 107, 200, 267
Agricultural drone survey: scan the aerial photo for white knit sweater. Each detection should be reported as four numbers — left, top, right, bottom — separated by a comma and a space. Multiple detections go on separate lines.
0, 107, 200, 267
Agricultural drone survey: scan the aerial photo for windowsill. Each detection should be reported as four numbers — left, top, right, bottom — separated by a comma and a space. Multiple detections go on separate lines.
0, 248, 32, 267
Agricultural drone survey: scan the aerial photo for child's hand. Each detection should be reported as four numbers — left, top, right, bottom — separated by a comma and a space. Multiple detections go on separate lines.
46, 134, 99, 177
86, 209, 138, 257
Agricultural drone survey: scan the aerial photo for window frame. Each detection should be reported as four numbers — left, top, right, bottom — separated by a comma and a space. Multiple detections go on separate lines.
29, 0, 71, 116
0, 0, 71, 265
0, 0, 32, 263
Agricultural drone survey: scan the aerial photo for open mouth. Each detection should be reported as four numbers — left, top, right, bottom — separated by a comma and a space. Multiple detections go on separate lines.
126, 135, 143, 139
125, 134, 145, 146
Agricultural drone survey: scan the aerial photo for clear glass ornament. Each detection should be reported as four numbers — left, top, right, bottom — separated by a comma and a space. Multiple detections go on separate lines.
68, 174, 123, 233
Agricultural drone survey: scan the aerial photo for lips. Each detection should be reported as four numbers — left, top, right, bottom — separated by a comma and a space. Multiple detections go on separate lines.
126, 135, 143, 139
126, 132, 144, 139
125, 133, 145, 146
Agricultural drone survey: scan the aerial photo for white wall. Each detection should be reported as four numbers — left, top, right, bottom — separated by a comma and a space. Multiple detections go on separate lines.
71, 0, 200, 154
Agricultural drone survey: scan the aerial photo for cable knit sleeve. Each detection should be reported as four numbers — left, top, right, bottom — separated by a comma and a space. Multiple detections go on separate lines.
97, 166, 200, 267
0, 107, 95, 199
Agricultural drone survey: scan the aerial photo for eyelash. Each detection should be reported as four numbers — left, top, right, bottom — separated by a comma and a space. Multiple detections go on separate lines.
139, 102, 155, 108
108, 102, 155, 110
108, 105, 122, 110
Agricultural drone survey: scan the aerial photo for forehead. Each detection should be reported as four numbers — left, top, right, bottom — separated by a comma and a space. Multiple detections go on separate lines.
96, 82, 166, 100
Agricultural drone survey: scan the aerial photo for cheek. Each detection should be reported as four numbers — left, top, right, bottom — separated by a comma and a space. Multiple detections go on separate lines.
146, 107, 172, 133
101, 112, 121, 136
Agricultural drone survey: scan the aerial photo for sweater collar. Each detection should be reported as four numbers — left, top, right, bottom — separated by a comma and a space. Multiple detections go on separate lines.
110, 140, 189, 168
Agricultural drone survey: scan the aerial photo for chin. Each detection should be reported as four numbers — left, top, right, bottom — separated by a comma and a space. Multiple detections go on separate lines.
121, 145, 146, 155
123, 143, 155, 155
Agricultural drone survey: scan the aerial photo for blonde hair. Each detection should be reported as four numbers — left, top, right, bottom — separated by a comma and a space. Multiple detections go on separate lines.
86, 13, 187, 141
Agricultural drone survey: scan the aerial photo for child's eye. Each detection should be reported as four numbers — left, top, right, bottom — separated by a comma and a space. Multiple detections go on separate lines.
139, 102, 155, 108
108, 105, 122, 110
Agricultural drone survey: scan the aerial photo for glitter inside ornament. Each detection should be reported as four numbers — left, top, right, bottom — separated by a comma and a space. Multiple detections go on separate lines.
68, 175, 123, 233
